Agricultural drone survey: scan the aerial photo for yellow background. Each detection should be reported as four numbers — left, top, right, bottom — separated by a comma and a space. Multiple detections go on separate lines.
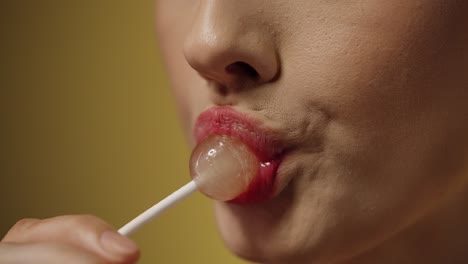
1, 1, 246, 263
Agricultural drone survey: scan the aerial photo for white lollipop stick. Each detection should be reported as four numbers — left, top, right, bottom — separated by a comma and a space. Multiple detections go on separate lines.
118, 180, 197, 236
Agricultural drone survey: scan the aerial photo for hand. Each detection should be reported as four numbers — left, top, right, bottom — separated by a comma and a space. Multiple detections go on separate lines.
0, 215, 139, 264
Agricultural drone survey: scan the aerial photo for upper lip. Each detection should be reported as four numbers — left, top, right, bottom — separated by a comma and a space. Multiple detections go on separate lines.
193, 106, 285, 162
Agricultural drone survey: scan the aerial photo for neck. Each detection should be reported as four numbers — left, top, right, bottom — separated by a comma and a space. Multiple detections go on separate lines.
347, 189, 468, 264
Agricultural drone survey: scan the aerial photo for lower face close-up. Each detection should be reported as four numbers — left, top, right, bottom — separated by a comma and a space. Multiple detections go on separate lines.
157, 1, 468, 263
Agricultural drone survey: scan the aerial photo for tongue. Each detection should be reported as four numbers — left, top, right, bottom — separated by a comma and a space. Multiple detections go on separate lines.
189, 134, 258, 201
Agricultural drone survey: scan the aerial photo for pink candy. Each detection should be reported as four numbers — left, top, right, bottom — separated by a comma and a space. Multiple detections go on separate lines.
190, 135, 258, 201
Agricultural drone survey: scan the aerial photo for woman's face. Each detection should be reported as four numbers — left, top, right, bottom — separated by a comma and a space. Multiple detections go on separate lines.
156, 1, 468, 263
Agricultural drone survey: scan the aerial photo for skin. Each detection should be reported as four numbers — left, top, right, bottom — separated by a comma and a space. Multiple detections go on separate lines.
156, 1, 468, 264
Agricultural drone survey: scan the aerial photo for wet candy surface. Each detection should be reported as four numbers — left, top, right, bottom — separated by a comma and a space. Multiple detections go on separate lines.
189, 135, 258, 201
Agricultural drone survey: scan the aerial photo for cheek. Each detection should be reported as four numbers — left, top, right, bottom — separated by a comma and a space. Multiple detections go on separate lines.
279, 0, 467, 170
158, 36, 212, 144
170, 75, 212, 145
157, 0, 207, 143
280, 0, 467, 122
260, 1, 468, 259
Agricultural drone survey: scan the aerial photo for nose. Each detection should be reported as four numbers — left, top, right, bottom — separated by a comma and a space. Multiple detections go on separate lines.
183, 1, 279, 91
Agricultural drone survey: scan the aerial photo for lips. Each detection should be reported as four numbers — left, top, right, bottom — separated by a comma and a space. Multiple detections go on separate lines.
193, 106, 285, 204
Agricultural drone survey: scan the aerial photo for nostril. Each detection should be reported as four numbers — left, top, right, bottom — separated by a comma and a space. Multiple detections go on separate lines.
225, 61, 259, 80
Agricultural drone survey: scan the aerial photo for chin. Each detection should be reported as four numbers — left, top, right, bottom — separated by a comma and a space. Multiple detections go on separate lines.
213, 193, 316, 264
214, 210, 277, 263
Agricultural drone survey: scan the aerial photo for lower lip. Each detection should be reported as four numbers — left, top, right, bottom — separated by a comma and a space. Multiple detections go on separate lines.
194, 107, 284, 204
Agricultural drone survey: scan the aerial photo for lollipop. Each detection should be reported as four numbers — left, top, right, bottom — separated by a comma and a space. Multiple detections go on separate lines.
190, 134, 258, 201
119, 134, 258, 236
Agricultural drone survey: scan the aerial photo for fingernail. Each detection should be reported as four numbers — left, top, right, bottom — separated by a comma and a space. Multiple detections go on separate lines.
100, 230, 138, 256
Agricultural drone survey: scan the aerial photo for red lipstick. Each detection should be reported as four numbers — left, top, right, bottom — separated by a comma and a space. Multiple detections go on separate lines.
193, 106, 284, 204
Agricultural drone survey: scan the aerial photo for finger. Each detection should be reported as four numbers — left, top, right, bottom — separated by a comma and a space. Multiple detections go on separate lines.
0, 242, 106, 264
2, 215, 139, 264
